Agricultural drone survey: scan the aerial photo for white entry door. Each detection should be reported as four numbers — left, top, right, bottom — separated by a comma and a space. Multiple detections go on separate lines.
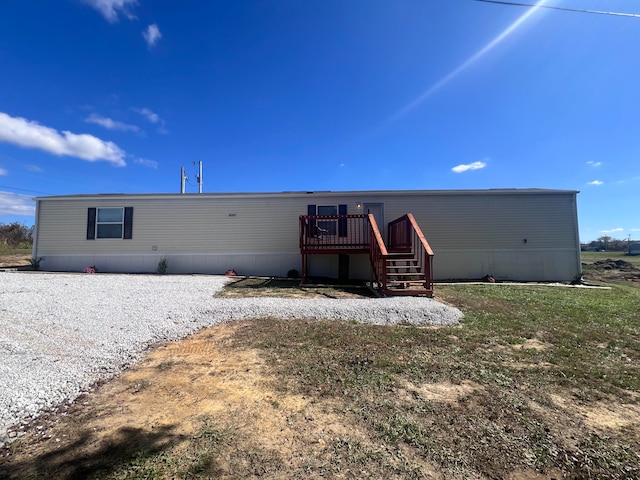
363, 203, 384, 242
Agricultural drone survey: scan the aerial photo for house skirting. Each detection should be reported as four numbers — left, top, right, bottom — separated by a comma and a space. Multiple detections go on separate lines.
36, 247, 578, 282
39, 252, 301, 277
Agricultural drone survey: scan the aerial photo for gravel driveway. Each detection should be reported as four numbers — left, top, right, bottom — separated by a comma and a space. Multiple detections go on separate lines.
0, 272, 462, 447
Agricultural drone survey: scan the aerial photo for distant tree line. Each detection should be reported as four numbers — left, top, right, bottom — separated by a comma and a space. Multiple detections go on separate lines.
0, 222, 34, 247
581, 236, 635, 252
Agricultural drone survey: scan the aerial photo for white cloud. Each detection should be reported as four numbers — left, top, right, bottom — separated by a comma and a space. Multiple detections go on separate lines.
451, 161, 486, 173
85, 113, 140, 133
132, 107, 168, 134
132, 107, 161, 124
134, 157, 158, 169
588, 180, 603, 186
26, 165, 43, 172
84, 0, 138, 23
587, 161, 602, 167
600, 227, 624, 234
0, 112, 126, 167
0, 191, 36, 216
0, 167, 7, 176
143, 24, 162, 48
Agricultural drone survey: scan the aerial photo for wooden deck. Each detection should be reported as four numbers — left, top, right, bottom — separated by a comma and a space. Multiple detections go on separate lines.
299, 213, 435, 297
299, 214, 370, 254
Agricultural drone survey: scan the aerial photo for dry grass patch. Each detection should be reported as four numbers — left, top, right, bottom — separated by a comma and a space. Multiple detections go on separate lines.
216, 276, 376, 299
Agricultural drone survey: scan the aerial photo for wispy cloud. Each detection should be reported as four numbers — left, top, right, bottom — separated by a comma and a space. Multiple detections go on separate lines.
0, 112, 126, 167
600, 227, 624, 234
134, 157, 158, 169
451, 161, 487, 173
0, 167, 7, 176
587, 161, 602, 167
631, 228, 640, 232
85, 113, 140, 133
142, 24, 162, 48
84, 0, 138, 23
26, 165, 43, 173
588, 180, 603, 186
0, 191, 36, 216
132, 107, 160, 124
132, 107, 168, 134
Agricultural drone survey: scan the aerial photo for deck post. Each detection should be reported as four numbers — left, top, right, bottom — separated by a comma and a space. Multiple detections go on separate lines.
301, 253, 307, 283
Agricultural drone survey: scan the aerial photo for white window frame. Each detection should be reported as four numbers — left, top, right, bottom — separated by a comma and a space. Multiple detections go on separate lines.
316, 205, 338, 236
96, 207, 124, 239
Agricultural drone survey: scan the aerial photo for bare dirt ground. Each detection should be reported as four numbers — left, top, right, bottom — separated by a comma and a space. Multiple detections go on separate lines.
582, 259, 640, 284
0, 253, 30, 268
218, 277, 376, 299
4, 319, 637, 479
2, 323, 416, 479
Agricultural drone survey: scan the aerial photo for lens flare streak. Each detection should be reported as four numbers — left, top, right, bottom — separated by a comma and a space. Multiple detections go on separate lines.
386, 0, 549, 125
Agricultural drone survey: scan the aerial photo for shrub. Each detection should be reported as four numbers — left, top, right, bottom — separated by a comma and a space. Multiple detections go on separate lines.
29, 256, 45, 271
157, 258, 168, 274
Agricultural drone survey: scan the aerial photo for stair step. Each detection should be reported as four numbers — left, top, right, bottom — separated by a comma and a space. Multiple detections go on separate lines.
386, 253, 415, 260
387, 273, 424, 278
387, 280, 426, 286
381, 288, 433, 297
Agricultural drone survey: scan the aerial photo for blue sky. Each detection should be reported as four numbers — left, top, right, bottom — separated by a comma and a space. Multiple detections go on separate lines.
0, 0, 638, 242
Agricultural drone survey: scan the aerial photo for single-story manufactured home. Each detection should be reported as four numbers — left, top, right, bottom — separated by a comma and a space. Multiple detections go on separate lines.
630, 243, 640, 256
33, 188, 581, 294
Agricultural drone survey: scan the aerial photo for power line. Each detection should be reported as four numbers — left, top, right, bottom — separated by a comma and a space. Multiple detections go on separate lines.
0, 185, 52, 195
472, 0, 640, 18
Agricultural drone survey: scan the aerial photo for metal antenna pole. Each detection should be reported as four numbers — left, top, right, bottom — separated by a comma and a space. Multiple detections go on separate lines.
180, 167, 187, 194
199, 160, 203, 194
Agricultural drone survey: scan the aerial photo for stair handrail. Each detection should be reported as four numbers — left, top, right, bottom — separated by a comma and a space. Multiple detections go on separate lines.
388, 213, 434, 293
406, 213, 434, 291
406, 213, 434, 256
367, 213, 388, 291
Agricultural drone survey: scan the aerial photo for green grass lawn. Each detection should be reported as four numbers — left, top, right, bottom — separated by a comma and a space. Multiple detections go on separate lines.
225, 283, 640, 478
115, 281, 636, 479
4, 280, 640, 479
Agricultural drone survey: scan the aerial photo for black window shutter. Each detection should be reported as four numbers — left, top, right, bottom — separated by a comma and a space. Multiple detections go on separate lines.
86, 208, 96, 240
123, 207, 134, 239
307, 204, 316, 236
338, 204, 347, 237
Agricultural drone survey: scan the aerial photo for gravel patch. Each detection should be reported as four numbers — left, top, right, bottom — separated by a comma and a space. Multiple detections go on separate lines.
0, 272, 462, 446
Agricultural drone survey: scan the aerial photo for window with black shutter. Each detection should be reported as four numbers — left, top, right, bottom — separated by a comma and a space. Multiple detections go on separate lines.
86, 207, 134, 240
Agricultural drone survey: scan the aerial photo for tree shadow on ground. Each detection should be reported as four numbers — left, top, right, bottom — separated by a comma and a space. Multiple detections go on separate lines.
0, 424, 179, 480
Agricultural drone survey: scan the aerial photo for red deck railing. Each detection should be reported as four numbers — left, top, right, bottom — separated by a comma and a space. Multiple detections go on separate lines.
388, 214, 435, 292
368, 213, 389, 291
299, 214, 369, 253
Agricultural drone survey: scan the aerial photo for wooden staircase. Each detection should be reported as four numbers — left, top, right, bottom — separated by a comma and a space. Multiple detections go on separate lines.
298, 212, 433, 296
368, 214, 434, 297
385, 252, 428, 294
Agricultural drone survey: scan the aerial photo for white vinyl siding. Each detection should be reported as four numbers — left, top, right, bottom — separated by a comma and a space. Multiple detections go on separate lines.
34, 189, 580, 281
